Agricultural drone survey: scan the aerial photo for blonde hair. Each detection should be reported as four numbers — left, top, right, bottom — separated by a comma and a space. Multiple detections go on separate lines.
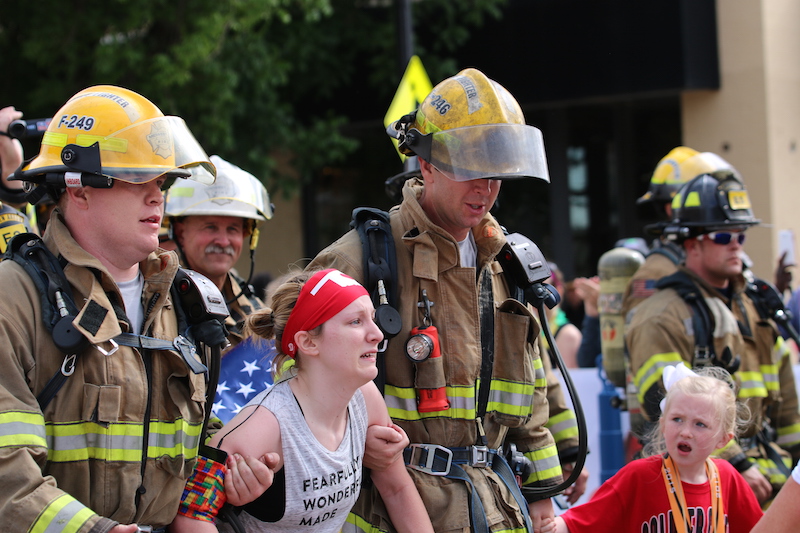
642, 366, 750, 457
243, 269, 320, 380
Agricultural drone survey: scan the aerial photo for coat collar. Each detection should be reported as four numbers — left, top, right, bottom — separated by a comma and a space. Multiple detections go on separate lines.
397, 178, 507, 282
44, 209, 180, 345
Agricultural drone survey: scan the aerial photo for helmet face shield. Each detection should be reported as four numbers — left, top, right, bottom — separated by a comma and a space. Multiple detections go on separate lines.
83, 116, 216, 185
410, 124, 549, 182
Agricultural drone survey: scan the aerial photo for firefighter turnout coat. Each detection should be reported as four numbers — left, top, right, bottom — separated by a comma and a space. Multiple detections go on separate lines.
309, 178, 561, 533
626, 266, 800, 492
0, 210, 206, 532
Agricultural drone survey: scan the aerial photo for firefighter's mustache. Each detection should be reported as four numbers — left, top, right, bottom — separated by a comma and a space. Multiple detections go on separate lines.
205, 244, 235, 256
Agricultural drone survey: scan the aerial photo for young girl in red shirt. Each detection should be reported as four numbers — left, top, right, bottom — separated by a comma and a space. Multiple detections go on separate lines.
543, 363, 762, 533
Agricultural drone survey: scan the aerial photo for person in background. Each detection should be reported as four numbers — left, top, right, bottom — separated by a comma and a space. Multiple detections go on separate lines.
622, 147, 741, 318
164, 157, 276, 423
0, 106, 36, 251
626, 172, 800, 506
171, 269, 434, 533
0, 106, 23, 183
542, 363, 762, 532
544, 263, 582, 369
573, 276, 601, 368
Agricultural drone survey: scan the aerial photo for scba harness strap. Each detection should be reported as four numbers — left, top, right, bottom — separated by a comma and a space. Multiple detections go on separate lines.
4, 232, 228, 412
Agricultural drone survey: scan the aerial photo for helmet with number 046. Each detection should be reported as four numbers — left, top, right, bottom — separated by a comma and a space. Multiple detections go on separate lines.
661, 172, 760, 240
386, 68, 549, 182
13, 85, 216, 190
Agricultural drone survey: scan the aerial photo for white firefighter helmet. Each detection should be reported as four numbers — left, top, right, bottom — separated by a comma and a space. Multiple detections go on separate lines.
164, 155, 272, 236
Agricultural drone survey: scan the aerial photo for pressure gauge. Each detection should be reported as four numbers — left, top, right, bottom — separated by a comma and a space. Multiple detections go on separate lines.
405, 332, 434, 362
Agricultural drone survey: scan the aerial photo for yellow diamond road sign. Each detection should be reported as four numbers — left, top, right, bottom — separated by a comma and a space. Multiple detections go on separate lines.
385, 55, 433, 160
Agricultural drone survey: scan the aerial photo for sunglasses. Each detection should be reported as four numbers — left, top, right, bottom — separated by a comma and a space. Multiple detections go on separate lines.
698, 231, 746, 245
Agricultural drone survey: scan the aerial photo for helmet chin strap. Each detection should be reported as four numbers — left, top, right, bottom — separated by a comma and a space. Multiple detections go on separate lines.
225, 232, 257, 306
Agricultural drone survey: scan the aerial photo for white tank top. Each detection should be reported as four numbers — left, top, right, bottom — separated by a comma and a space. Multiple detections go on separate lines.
231, 379, 368, 532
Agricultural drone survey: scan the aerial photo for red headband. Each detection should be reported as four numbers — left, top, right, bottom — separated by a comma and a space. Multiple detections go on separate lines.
282, 269, 370, 357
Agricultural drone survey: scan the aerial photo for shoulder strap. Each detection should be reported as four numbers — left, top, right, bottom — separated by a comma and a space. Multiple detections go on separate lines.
351, 207, 402, 393
647, 242, 683, 265
655, 271, 743, 372
5, 232, 90, 410
351, 207, 398, 308
6, 235, 226, 412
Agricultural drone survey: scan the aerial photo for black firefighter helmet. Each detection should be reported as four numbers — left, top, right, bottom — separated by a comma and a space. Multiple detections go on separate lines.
656, 171, 760, 241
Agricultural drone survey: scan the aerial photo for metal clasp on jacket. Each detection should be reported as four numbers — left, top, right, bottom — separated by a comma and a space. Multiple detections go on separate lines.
471, 445, 490, 468
95, 338, 119, 357
694, 346, 712, 367
406, 443, 453, 476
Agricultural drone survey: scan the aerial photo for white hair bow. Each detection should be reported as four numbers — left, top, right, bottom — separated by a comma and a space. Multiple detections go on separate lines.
659, 363, 697, 412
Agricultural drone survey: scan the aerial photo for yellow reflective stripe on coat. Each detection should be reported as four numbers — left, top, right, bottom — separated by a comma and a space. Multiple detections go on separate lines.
777, 423, 800, 447
775, 335, 791, 360
384, 381, 535, 421
714, 438, 737, 456
760, 362, 779, 392
30, 493, 94, 533
522, 443, 561, 484
343, 511, 389, 533
384, 384, 476, 421
546, 409, 578, 444
754, 456, 790, 485
736, 371, 768, 399
44, 418, 202, 463
533, 355, 547, 387
486, 378, 536, 418
634, 353, 685, 405
0, 410, 47, 448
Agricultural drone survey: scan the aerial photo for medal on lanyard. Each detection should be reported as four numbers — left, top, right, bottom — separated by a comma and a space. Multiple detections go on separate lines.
661, 455, 725, 533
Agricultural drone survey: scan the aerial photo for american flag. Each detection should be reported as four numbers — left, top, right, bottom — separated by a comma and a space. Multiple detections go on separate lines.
212, 337, 276, 424
629, 278, 657, 300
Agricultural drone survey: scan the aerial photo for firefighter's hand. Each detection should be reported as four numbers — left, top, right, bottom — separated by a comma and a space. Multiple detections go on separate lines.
776, 251, 794, 295
538, 517, 557, 533
741, 464, 773, 504
224, 452, 281, 506
363, 422, 409, 471
110, 526, 139, 533
573, 276, 600, 318
529, 498, 555, 533
561, 462, 589, 504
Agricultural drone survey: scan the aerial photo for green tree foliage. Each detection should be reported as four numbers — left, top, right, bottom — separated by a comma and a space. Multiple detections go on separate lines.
0, 0, 505, 197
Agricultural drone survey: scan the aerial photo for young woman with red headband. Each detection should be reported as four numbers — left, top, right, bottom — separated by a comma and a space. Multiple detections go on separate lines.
171, 269, 433, 533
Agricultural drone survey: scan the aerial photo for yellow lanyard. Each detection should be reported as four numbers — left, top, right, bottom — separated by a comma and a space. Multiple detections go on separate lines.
661, 455, 725, 533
